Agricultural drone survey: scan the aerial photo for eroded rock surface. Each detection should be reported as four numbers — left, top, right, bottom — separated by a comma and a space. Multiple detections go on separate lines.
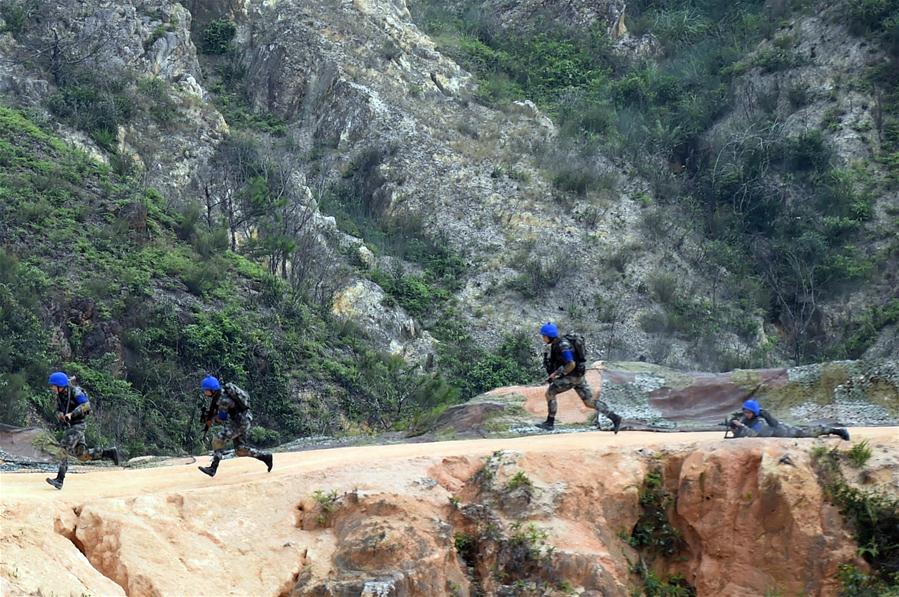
2, 430, 895, 596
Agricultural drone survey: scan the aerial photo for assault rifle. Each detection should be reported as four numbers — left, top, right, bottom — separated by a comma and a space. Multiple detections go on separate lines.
718, 412, 743, 439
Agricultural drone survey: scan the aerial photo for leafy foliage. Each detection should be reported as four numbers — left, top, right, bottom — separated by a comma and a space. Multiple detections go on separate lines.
0, 103, 475, 454
630, 469, 685, 557
410, 0, 892, 364
814, 448, 899, 590
201, 19, 237, 55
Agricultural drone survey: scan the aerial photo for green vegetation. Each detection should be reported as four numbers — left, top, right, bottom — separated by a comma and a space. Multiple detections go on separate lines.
846, 440, 873, 468
409, 0, 892, 364
629, 468, 685, 557
201, 19, 237, 55
627, 465, 696, 595
813, 447, 899, 593
836, 299, 899, 359
312, 489, 340, 527
0, 103, 472, 453
0, 0, 31, 35
505, 470, 533, 491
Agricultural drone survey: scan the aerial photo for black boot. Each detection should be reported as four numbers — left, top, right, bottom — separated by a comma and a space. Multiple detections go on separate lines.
257, 453, 273, 472
199, 455, 221, 477
830, 427, 850, 441
536, 416, 555, 431
102, 448, 122, 466
609, 413, 622, 435
46, 461, 68, 490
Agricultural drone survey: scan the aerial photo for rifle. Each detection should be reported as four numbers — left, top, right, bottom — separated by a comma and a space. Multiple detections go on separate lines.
718, 412, 743, 439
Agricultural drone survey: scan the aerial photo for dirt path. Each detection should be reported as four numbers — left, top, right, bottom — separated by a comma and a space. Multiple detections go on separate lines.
1, 428, 896, 597
2, 428, 895, 502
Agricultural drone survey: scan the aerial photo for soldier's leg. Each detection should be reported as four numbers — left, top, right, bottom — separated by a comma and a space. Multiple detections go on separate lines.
539, 378, 575, 430
233, 417, 273, 472
46, 428, 79, 489
573, 379, 622, 433
799, 425, 850, 441
199, 427, 228, 477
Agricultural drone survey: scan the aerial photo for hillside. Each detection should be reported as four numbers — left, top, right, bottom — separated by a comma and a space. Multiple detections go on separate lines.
0, 0, 897, 454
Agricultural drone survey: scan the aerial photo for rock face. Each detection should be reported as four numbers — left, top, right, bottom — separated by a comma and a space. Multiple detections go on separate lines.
3, 430, 895, 596
672, 443, 858, 596
0, 0, 895, 376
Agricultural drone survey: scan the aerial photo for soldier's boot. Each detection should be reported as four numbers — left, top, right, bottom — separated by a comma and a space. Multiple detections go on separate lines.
101, 447, 122, 466
46, 461, 68, 490
829, 427, 850, 441
609, 413, 623, 435
198, 455, 221, 477
256, 452, 273, 472
535, 416, 555, 431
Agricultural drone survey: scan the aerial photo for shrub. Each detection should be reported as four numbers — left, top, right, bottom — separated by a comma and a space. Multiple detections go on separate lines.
630, 469, 685, 557
785, 130, 832, 172
505, 470, 533, 491
248, 425, 281, 447
312, 489, 340, 527
47, 73, 135, 151
0, 1, 30, 34
201, 19, 237, 55
846, 439, 873, 468
647, 271, 679, 306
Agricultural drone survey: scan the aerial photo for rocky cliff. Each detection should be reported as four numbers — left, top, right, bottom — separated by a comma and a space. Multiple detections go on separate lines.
2, 429, 897, 596
8, 0, 894, 377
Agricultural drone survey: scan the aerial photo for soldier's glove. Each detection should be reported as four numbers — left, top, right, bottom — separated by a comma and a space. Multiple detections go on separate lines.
56, 412, 66, 423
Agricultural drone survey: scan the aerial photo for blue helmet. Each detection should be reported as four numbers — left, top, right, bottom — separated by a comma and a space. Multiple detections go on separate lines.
200, 375, 221, 392
742, 399, 761, 415
540, 322, 559, 339
48, 371, 69, 387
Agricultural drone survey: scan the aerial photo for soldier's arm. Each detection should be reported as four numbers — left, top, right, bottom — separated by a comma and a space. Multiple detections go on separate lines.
204, 396, 218, 425
758, 409, 780, 428
550, 343, 577, 378
73, 393, 90, 416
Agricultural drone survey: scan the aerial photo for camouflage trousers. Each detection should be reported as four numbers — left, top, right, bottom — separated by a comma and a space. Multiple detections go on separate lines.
57, 422, 102, 462
546, 375, 612, 418
212, 411, 261, 458
771, 424, 830, 438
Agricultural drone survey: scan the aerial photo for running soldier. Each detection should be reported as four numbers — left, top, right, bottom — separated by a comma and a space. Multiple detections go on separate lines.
198, 375, 273, 477
45, 371, 121, 490
536, 323, 623, 433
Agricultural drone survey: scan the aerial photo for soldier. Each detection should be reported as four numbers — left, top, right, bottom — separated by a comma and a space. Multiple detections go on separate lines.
197, 375, 273, 477
45, 371, 121, 490
729, 399, 850, 440
535, 322, 623, 433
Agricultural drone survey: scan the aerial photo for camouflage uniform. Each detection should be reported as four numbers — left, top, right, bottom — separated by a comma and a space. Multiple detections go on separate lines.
59, 422, 103, 462
46, 385, 120, 490
542, 336, 620, 431
730, 410, 848, 440
199, 383, 272, 476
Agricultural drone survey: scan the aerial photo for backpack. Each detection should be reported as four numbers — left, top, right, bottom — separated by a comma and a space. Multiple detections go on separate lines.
564, 333, 587, 364
224, 383, 251, 411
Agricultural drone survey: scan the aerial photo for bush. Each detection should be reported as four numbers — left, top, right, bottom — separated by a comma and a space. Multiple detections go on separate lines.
785, 130, 832, 172
507, 250, 566, 298
201, 19, 237, 55
47, 73, 135, 151
0, 1, 30, 34
647, 271, 679, 306
846, 440, 873, 468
